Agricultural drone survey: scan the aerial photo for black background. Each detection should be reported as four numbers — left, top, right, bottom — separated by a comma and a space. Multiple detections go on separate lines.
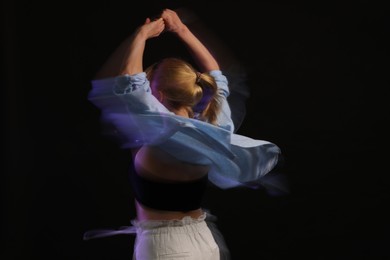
3, 0, 389, 259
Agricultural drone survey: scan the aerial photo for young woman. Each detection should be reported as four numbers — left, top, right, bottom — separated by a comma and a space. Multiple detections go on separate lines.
84, 8, 282, 260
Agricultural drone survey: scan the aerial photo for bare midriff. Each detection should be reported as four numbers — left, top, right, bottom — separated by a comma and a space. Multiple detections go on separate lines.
131, 146, 209, 221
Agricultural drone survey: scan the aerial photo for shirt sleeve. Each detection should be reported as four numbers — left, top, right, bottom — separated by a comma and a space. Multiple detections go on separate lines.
88, 72, 170, 115
209, 70, 235, 133
112, 73, 172, 114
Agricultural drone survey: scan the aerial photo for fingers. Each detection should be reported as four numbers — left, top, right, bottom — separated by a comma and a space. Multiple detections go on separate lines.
160, 8, 183, 31
144, 8, 180, 34
162, 8, 173, 14
161, 8, 177, 19
141, 17, 165, 38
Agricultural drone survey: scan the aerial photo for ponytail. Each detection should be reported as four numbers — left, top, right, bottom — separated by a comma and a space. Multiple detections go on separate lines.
193, 73, 221, 125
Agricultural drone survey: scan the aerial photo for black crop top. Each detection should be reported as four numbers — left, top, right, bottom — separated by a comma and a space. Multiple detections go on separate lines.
129, 166, 209, 212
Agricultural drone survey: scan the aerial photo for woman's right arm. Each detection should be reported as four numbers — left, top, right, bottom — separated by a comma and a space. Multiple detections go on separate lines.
161, 9, 219, 72
162, 9, 236, 132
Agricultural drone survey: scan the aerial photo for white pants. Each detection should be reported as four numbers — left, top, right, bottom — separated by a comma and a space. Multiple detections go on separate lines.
132, 213, 221, 260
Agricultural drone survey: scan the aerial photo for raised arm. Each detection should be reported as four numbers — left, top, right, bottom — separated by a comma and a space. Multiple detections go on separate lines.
168, 8, 250, 132
95, 17, 165, 79
161, 9, 219, 72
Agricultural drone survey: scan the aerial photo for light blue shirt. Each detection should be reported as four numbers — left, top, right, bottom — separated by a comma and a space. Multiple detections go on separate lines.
88, 70, 281, 189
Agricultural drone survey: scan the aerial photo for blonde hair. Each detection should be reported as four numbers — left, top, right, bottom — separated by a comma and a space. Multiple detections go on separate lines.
145, 57, 221, 125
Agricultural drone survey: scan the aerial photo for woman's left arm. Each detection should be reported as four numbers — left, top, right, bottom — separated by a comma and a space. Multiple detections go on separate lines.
120, 17, 165, 75
94, 17, 165, 79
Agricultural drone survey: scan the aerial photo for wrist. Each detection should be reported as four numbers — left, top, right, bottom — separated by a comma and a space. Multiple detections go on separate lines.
135, 27, 149, 41
174, 24, 190, 38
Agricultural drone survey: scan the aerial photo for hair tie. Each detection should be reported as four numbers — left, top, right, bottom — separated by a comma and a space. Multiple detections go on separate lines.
193, 74, 213, 116
196, 72, 202, 84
